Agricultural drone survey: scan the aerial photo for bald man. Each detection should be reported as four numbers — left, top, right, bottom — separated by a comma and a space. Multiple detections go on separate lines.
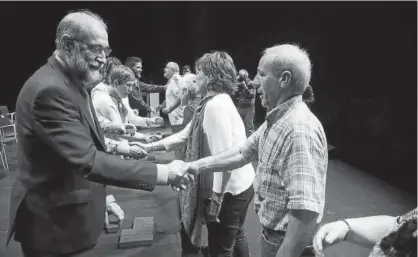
8, 10, 190, 257
157, 62, 185, 158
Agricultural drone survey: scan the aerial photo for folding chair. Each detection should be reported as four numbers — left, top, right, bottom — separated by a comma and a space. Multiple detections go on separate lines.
0, 105, 15, 124
0, 114, 17, 172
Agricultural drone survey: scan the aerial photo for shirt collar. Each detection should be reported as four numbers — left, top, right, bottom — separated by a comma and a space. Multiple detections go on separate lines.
265, 95, 303, 125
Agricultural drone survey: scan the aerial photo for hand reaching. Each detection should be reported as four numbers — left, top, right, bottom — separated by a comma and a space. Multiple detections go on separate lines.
313, 220, 350, 256
124, 123, 136, 135
129, 141, 152, 152
155, 105, 163, 113
150, 107, 157, 114
166, 160, 196, 191
162, 107, 171, 114
105, 201, 124, 228
150, 117, 164, 125
129, 145, 148, 159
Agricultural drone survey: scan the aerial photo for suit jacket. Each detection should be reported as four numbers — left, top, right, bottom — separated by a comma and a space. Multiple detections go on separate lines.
129, 79, 165, 112
7, 56, 159, 254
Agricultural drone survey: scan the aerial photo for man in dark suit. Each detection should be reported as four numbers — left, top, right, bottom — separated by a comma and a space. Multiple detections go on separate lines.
125, 56, 166, 116
7, 9, 189, 257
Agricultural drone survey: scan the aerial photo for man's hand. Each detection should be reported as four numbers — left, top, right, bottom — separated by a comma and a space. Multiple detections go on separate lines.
162, 107, 172, 114
313, 220, 350, 256
129, 145, 148, 159
132, 109, 139, 116
105, 201, 124, 228
114, 124, 127, 134
150, 107, 157, 114
149, 117, 164, 125
124, 123, 137, 135
166, 160, 196, 191
129, 141, 152, 152
155, 105, 163, 112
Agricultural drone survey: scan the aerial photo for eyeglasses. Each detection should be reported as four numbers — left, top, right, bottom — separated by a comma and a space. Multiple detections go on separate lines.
72, 38, 112, 57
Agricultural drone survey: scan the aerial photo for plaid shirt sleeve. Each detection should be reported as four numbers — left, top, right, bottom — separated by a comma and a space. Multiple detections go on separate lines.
239, 123, 264, 162
281, 132, 326, 214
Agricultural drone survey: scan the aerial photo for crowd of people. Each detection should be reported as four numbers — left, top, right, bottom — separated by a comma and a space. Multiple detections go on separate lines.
7, 9, 416, 257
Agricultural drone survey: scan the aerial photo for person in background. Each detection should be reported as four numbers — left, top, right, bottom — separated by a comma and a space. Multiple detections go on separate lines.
181, 64, 192, 76
313, 208, 417, 257
156, 62, 185, 158
233, 69, 256, 137
92, 64, 164, 150
125, 56, 166, 116
8, 9, 192, 257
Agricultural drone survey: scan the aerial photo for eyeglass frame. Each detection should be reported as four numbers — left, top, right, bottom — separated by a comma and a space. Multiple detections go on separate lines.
72, 38, 112, 57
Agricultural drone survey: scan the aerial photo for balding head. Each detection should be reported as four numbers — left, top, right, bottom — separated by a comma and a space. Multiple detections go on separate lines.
164, 61, 180, 80
54, 10, 110, 86
55, 10, 107, 51
262, 44, 312, 94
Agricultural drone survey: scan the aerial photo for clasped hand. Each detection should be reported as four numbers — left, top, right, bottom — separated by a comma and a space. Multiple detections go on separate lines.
166, 160, 199, 191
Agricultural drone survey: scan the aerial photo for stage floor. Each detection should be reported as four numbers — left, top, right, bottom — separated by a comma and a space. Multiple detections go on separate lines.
0, 131, 416, 257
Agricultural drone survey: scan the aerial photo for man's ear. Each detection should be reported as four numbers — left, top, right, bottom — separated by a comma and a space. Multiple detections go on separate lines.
279, 71, 292, 88
60, 34, 75, 53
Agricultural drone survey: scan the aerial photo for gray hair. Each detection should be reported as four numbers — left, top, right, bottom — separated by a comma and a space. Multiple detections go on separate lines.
55, 9, 107, 50
167, 62, 180, 73
263, 43, 312, 94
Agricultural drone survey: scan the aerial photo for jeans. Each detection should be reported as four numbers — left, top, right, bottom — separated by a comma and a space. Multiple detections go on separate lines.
236, 104, 255, 138
260, 227, 317, 257
207, 186, 255, 257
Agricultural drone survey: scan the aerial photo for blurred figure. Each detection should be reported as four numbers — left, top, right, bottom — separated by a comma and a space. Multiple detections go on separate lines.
181, 64, 192, 76
233, 69, 256, 137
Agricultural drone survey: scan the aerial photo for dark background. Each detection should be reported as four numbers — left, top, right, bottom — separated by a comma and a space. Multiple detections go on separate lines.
0, 1, 416, 194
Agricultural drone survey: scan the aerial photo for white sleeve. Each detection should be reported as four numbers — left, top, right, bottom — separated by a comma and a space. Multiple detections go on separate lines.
203, 97, 234, 193
122, 97, 148, 127
160, 121, 192, 151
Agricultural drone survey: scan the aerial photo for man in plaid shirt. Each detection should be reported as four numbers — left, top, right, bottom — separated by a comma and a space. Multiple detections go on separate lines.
178, 43, 328, 257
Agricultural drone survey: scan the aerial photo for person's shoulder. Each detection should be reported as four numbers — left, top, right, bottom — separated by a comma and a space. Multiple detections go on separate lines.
206, 94, 234, 109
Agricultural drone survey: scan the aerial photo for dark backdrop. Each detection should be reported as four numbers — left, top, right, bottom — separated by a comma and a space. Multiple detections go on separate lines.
0, 1, 416, 194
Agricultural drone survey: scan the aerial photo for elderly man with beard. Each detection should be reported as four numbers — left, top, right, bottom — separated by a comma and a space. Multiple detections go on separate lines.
7, 9, 192, 257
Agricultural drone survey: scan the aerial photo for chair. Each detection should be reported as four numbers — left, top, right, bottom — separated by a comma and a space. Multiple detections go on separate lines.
0, 114, 17, 172
0, 105, 15, 124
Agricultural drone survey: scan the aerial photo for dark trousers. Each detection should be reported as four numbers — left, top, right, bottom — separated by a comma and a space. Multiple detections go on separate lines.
236, 104, 255, 138
207, 186, 255, 257
21, 246, 94, 257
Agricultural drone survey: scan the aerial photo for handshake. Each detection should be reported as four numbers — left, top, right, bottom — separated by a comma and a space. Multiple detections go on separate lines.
165, 160, 200, 191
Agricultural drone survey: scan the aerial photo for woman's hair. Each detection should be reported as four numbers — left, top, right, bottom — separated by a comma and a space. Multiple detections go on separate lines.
194, 51, 237, 95
108, 65, 136, 87
101, 57, 122, 84
302, 84, 315, 108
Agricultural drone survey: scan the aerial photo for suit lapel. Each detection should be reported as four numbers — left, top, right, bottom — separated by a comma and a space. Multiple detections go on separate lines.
48, 56, 107, 150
